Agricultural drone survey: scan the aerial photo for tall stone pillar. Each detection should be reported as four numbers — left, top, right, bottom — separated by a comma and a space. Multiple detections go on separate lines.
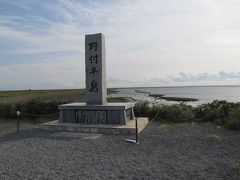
85, 33, 107, 105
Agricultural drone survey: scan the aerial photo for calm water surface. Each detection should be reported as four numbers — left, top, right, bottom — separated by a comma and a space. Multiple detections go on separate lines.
112, 86, 240, 106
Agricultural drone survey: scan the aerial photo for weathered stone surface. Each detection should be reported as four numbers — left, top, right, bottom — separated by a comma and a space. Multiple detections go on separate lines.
59, 103, 135, 125
85, 33, 107, 105
42, 117, 149, 135
59, 102, 134, 110
76, 111, 107, 124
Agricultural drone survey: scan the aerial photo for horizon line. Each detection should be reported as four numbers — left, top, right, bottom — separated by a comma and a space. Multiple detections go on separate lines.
1, 84, 240, 92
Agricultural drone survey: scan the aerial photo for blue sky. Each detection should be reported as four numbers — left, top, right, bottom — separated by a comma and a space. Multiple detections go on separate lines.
0, 0, 240, 90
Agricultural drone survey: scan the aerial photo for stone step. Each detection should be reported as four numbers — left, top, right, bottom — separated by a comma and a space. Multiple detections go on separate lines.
41, 117, 149, 135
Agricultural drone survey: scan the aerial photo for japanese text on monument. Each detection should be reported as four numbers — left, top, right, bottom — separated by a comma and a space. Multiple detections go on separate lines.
88, 42, 99, 92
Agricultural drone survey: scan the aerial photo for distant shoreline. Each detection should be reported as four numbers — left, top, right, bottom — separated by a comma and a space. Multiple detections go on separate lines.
1, 85, 240, 92
114, 85, 240, 89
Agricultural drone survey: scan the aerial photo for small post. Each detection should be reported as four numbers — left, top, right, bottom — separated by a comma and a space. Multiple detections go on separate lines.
125, 117, 139, 144
135, 117, 139, 144
16, 111, 21, 133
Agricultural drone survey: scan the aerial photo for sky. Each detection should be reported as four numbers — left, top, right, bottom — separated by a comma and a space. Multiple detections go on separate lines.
0, 0, 240, 90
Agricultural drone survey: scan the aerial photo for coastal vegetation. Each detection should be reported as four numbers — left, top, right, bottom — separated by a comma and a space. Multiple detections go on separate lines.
148, 94, 164, 98
161, 96, 198, 102
134, 90, 199, 102
0, 120, 9, 132
134, 100, 240, 130
0, 89, 86, 104
0, 89, 239, 130
134, 90, 150, 94
148, 93, 198, 102
232, 163, 240, 173
206, 134, 221, 141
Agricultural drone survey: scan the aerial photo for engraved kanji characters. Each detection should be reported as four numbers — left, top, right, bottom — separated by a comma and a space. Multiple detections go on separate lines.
89, 80, 98, 92
88, 54, 98, 64
88, 42, 99, 92
89, 42, 97, 51
89, 66, 98, 76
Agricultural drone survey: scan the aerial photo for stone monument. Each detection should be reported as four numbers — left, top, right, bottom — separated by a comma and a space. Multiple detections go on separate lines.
58, 33, 134, 125
85, 33, 107, 105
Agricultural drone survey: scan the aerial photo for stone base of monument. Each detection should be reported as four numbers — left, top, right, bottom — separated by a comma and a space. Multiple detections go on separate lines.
41, 117, 149, 135
58, 102, 135, 125
40, 102, 149, 135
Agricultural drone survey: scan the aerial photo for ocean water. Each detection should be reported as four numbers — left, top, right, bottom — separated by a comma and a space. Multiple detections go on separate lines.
112, 86, 240, 106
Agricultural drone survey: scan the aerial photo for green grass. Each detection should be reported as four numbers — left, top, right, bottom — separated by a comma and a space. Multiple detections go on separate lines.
159, 123, 170, 129
0, 121, 9, 132
0, 89, 127, 120
0, 88, 118, 104
148, 94, 165, 98
225, 107, 240, 130
162, 96, 198, 102
206, 134, 221, 141
0, 89, 77, 97
0, 89, 85, 103
232, 163, 240, 173
134, 90, 151, 94
147, 93, 198, 102
133, 100, 240, 130
1, 89, 240, 131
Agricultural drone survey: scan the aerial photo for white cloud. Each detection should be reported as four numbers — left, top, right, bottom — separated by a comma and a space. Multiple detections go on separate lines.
1, 0, 240, 89
0, 56, 85, 90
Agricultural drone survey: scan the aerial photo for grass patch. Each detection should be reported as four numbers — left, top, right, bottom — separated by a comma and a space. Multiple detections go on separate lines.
206, 134, 221, 141
232, 163, 240, 173
0, 121, 9, 132
1, 89, 240, 131
0, 89, 78, 98
225, 107, 240, 130
107, 97, 130, 103
134, 100, 240, 130
134, 90, 150, 94
162, 96, 198, 102
0, 99, 68, 119
147, 93, 198, 102
0, 89, 85, 103
107, 88, 119, 95
159, 123, 169, 129
148, 94, 165, 98
134, 101, 150, 117
0, 88, 121, 103
158, 103, 194, 123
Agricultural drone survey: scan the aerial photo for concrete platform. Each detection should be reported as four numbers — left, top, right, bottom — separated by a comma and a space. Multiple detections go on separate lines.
58, 102, 134, 110
58, 102, 135, 125
41, 117, 149, 135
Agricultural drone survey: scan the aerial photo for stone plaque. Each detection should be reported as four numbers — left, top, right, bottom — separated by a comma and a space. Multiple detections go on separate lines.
85, 33, 107, 105
76, 111, 107, 124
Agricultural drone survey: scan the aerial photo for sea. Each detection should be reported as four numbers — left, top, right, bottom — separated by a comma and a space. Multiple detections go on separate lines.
111, 86, 240, 106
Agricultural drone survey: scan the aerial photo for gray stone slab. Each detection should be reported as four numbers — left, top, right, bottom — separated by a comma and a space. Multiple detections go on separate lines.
85, 33, 107, 105
58, 102, 134, 110
41, 117, 149, 135
76, 110, 107, 124
58, 103, 134, 125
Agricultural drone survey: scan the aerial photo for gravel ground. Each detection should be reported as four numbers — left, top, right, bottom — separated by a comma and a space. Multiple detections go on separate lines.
0, 121, 240, 180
